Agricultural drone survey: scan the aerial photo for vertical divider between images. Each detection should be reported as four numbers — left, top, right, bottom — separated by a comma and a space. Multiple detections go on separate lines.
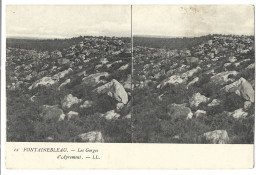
130, 5, 134, 143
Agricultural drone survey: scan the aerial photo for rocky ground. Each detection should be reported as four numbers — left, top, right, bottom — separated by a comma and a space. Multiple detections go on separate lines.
6, 34, 255, 143
6, 36, 132, 142
133, 35, 255, 143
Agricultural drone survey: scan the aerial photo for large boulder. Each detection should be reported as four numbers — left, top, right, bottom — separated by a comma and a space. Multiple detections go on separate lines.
94, 79, 128, 104
167, 103, 193, 120
223, 77, 254, 103
61, 94, 82, 109
198, 130, 229, 144
40, 105, 65, 121
76, 131, 104, 143
189, 92, 210, 107
210, 71, 238, 86
82, 72, 109, 87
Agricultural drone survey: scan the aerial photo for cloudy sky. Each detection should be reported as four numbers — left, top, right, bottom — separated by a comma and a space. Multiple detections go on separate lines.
6, 5, 131, 38
133, 5, 254, 37
6, 5, 254, 38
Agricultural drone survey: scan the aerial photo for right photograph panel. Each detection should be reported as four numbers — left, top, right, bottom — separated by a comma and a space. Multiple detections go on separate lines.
132, 5, 255, 143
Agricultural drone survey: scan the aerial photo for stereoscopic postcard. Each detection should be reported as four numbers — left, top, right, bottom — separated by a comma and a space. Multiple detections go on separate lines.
3, 4, 255, 169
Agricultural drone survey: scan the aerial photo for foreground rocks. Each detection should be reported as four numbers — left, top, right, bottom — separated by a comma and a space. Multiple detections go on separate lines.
40, 105, 65, 121
167, 103, 193, 120
198, 130, 229, 144
75, 131, 104, 142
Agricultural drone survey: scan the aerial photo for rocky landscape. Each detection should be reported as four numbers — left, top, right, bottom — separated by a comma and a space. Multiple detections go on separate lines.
6, 34, 255, 143
133, 35, 255, 143
7, 36, 132, 142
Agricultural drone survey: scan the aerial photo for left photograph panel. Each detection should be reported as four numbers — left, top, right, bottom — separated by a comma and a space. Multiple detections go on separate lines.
6, 5, 132, 143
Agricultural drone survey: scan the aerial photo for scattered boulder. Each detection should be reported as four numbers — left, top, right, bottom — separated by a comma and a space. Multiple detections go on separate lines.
76, 131, 104, 143
189, 92, 210, 107
194, 110, 207, 118
184, 57, 200, 66
94, 79, 128, 104
57, 58, 70, 65
61, 94, 82, 109
207, 99, 221, 107
29, 77, 56, 90
80, 100, 94, 108
187, 77, 199, 89
101, 110, 120, 120
58, 79, 71, 91
167, 103, 193, 120
244, 101, 252, 110
118, 63, 129, 70
82, 72, 109, 87
52, 68, 73, 80
199, 130, 229, 144
223, 77, 254, 102
40, 105, 65, 121
229, 108, 248, 119
67, 111, 79, 120
210, 71, 238, 86
157, 75, 186, 89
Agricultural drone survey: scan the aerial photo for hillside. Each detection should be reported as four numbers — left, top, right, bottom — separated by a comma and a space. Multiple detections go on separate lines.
133, 34, 255, 143
6, 36, 132, 142
6, 34, 255, 143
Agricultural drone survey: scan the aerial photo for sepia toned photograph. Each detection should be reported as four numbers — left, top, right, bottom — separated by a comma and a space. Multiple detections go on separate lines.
2, 3, 257, 170
6, 5, 132, 143
132, 5, 255, 144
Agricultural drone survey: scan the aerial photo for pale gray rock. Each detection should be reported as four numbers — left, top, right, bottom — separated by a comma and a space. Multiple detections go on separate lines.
76, 131, 104, 143
210, 71, 238, 86
189, 92, 210, 107
58, 79, 71, 91
67, 111, 79, 120
167, 103, 193, 120
94, 79, 128, 104
41, 105, 65, 121
229, 108, 248, 119
82, 72, 109, 87
194, 110, 207, 118
223, 77, 254, 102
80, 100, 94, 108
199, 130, 229, 144
207, 99, 221, 107
101, 110, 120, 120
61, 94, 82, 109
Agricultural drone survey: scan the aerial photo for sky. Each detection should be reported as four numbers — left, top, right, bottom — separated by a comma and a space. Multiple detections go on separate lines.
6, 5, 254, 38
6, 5, 131, 38
133, 5, 255, 37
